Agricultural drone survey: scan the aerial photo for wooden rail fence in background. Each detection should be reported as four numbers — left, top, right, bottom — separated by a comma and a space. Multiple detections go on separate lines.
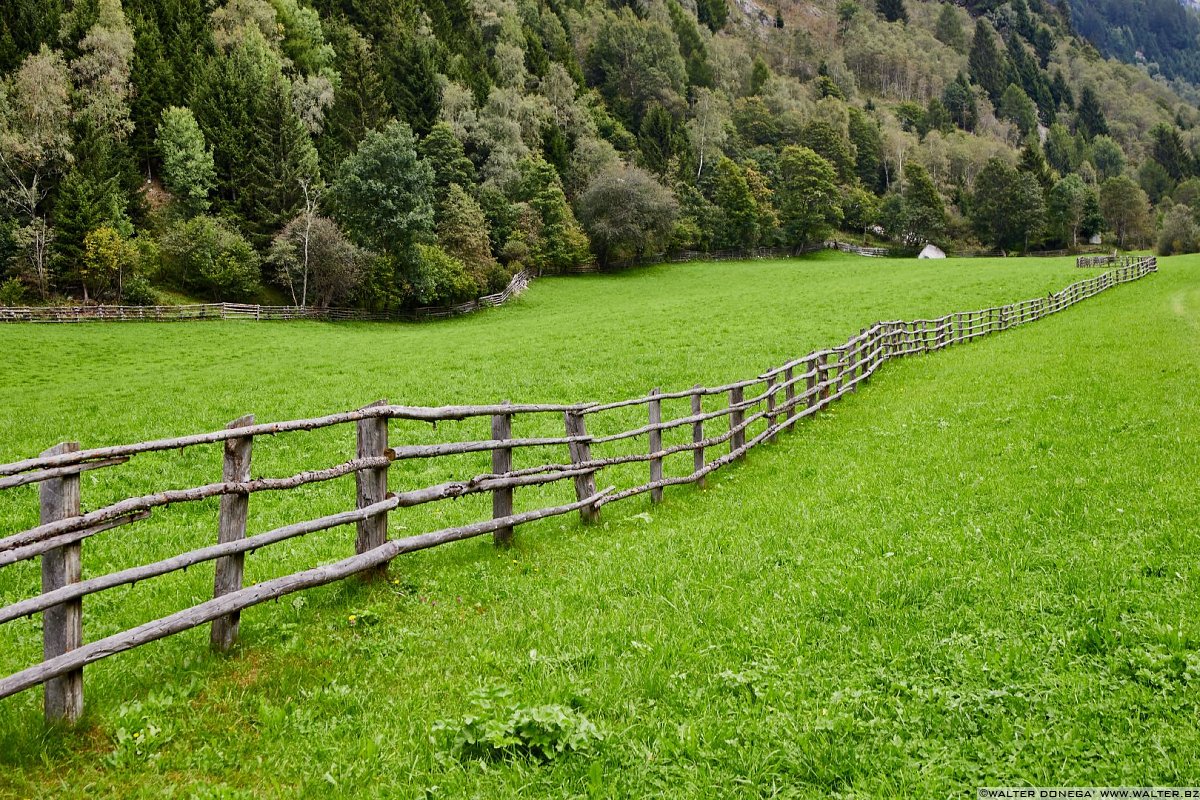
1076, 253, 1143, 269
0, 258, 1158, 727
0, 270, 535, 324
0, 243, 850, 323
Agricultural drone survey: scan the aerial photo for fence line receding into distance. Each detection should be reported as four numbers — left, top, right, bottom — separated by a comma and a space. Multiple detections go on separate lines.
0, 258, 1158, 728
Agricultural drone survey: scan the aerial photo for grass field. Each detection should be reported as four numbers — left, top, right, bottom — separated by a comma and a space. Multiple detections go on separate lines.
1, 252, 1198, 798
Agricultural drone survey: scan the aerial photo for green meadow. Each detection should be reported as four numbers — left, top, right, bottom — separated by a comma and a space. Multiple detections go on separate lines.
1, 252, 1198, 798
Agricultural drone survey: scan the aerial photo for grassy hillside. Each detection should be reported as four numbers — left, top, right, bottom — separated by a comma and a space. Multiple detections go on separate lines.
1, 253, 1198, 797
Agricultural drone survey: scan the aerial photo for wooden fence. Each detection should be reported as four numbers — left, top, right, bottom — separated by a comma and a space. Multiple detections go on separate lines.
826, 240, 889, 257
1076, 253, 1141, 269
0, 243, 847, 324
0, 270, 535, 324
0, 258, 1157, 727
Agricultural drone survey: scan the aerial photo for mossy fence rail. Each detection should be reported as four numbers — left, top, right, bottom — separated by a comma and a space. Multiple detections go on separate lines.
0, 258, 1157, 727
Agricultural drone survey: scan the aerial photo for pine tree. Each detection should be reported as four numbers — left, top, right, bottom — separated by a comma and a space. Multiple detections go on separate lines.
247, 74, 320, 246
321, 21, 387, 170
900, 162, 946, 244
666, 0, 714, 89
713, 157, 758, 249
1018, 136, 1053, 191
437, 184, 498, 284
942, 73, 978, 131
1149, 123, 1193, 181
1076, 87, 1109, 140
934, 3, 966, 51
696, 0, 728, 33
53, 123, 129, 293
513, 159, 589, 272
638, 104, 683, 178
968, 19, 1007, 105
127, 0, 213, 171
381, 23, 441, 136
876, 0, 908, 24
0, 0, 65, 74
847, 108, 883, 190
192, 27, 277, 217
419, 123, 476, 190
157, 106, 216, 215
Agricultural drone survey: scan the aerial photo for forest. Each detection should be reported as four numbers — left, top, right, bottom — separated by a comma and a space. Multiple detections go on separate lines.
1, 0, 1200, 309
1068, 0, 1200, 89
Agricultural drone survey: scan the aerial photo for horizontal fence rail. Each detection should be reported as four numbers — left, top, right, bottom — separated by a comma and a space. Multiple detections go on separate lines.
1076, 253, 1142, 269
827, 240, 888, 257
0, 258, 1158, 725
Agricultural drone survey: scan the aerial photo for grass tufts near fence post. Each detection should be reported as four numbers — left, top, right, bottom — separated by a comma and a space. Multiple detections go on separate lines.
40, 441, 83, 725
211, 414, 254, 652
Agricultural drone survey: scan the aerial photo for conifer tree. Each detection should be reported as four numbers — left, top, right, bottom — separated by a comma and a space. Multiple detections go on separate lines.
713, 157, 758, 249
876, 0, 908, 24
968, 19, 1007, 104
1076, 87, 1109, 140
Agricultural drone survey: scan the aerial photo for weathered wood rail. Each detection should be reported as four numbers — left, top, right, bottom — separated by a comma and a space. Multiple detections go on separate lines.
1076, 253, 1141, 269
826, 240, 889, 257
0, 258, 1157, 726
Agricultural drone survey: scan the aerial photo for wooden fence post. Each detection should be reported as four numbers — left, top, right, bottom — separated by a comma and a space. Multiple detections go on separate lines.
211, 414, 254, 652
806, 356, 819, 411
729, 386, 745, 456
819, 353, 833, 407
691, 387, 705, 487
491, 402, 514, 545
40, 441, 83, 725
355, 400, 390, 580
565, 411, 599, 523
850, 331, 863, 392
783, 367, 796, 430
648, 389, 664, 503
765, 375, 778, 439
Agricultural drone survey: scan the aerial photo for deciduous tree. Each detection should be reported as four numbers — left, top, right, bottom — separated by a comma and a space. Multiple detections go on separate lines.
576, 163, 678, 264
777, 146, 842, 249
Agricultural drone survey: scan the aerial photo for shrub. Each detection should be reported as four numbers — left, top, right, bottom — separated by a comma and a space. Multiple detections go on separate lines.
159, 217, 261, 301
1157, 203, 1200, 256
411, 244, 480, 306
432, 685, 602, 762
121, 274, 157, 306
483, 262, 513, 293
0, 277, 28, 306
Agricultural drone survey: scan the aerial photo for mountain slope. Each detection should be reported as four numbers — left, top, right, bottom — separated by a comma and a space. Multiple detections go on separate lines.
1069, 0, 1200, 86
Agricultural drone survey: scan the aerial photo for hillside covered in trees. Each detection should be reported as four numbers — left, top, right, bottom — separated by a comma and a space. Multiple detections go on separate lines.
1068, 0, 1200, 89
1, 0, 1199, 309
